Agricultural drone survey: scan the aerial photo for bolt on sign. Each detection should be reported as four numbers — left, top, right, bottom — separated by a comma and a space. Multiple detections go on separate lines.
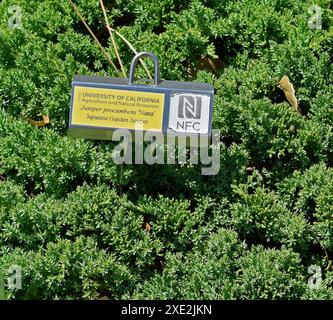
69, 52, 214, 140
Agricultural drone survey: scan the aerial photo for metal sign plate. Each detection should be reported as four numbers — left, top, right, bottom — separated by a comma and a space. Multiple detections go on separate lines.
68, 52, 214, 140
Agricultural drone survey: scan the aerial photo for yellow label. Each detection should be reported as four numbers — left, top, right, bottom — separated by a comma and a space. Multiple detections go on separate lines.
71, 86, 165, 131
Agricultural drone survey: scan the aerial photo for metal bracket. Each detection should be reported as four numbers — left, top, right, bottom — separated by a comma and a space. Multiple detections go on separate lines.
128, 51, 160, 86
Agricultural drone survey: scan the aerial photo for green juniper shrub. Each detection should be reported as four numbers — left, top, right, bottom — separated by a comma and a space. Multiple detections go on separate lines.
136, 195, 205, 252
0, 0, 332, 300
49, 184, 162, 268
277, 164, 333, 251
129, 228, 245, 299
0, 179, 26, 211
0, 194, 63, 250
0, 109, 91, 197
302, 270, 333, 300
0, 237, 134, 300
229, 185, 311, 252
234, 245, 307, 299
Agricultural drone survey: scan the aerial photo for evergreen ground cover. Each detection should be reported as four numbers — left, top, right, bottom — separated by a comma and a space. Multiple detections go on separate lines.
0, 0, 332, 299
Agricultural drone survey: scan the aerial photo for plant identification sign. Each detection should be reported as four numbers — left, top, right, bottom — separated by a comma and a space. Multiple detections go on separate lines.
71, 85, 165, 131
68, 52, 214, 140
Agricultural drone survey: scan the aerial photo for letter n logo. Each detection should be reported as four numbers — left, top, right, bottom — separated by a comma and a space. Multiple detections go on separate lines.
178, 95, 202, 119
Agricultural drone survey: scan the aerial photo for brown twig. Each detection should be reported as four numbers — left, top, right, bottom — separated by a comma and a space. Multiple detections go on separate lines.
68, 0, 152, 80
99, 0, 126, 77
107, 28, 153, 80
68, 0, 120, 76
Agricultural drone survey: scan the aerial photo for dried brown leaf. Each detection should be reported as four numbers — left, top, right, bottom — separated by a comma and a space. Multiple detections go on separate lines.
142, 222, 152, 231
26, 115, 50, 127
278, 76, 301, 114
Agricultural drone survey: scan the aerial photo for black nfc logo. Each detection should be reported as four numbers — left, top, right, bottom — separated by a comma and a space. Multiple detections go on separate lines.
178, 95, 202, 119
